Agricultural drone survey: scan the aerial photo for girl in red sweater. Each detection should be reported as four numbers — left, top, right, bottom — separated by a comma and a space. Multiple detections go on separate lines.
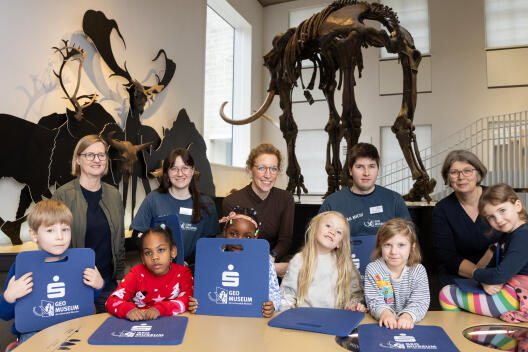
106, 225, 193, 320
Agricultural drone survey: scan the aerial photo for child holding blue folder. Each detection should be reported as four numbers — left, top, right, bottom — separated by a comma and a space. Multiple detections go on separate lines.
0, 199, 104, 344
188, 206, 281, 317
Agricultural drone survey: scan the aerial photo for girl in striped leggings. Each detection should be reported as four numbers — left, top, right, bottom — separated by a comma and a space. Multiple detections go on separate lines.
440, 184, 528, 320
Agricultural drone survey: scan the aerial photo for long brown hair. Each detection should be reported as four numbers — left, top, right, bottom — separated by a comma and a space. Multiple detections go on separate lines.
158, 148, 211, 223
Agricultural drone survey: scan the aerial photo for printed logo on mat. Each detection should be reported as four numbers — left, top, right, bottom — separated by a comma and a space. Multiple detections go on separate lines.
207, 265, 252, 306
111, 323, 164, 338
33, 275, 79, 317
379, 333, 437, 350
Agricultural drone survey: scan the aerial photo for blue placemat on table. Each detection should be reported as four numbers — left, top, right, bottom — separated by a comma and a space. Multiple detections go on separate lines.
454, 278, 486, 294
15, 248, 95, 333
194, 238, 269, 317
268, 307, 364, 335
88, 316, 188, 345
358, 324, 459, 351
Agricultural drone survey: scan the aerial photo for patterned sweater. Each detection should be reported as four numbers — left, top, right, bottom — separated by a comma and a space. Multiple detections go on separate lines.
106, 263, 193, 318
364, 258, 430, 323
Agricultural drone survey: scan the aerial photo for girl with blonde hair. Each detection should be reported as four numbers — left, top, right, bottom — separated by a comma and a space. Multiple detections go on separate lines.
279, 211, 365, 311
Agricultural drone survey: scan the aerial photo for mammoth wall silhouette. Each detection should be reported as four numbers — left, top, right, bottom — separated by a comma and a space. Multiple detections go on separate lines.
0, 9, 215, 245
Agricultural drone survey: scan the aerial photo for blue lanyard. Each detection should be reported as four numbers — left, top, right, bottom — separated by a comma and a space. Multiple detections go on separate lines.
495, 244, 500, 267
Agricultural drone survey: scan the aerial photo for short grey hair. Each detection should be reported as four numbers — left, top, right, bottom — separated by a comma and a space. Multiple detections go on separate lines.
441, 150, 487, 186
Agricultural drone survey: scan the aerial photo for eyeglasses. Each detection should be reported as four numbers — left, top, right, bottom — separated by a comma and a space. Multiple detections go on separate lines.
79, 153, 107, 161
169, 166, 193, 175
449, 168, 476, 178
254, 165, 279, 175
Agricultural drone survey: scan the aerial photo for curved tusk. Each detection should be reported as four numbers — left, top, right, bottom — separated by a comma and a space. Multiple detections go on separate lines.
219, 90, 276, 125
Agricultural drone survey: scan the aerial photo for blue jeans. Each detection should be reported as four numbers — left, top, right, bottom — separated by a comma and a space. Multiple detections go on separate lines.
95, 279, 118, 314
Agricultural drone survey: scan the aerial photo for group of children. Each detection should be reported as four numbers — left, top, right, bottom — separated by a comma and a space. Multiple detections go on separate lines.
2, 182, 528, 344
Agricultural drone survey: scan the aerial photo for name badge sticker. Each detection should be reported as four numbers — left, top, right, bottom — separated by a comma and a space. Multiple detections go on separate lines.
179, 207, 193, 216
369, 205, 383, 214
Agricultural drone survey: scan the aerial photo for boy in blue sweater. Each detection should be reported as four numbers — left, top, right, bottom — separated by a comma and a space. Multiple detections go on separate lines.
0, 199, 104, 344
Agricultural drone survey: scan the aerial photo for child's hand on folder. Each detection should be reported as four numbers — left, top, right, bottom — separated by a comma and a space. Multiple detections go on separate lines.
188, 297, 198, 314
262, 301, 274, 318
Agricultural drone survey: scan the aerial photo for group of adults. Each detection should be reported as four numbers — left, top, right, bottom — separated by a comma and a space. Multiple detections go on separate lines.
52, 133, 499, 314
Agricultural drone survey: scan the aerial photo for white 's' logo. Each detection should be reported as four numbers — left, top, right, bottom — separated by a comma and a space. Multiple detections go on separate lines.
131, 323, 152, 332
394, 334, 416, 342
47, 275, 65, 298
352, 253, 360, 270
222, 264, 239, 287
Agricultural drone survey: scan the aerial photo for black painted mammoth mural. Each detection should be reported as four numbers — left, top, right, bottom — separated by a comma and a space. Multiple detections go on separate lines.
0, 9, 215, 244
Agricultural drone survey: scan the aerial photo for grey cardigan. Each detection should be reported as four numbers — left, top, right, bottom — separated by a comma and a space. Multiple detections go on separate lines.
53, 178, 125, 280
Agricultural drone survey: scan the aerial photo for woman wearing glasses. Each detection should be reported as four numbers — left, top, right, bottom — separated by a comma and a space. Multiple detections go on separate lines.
222, 143, 295, 277
53, 134, 125, 313
130, 148, 219, 270
432, 150, 500, 287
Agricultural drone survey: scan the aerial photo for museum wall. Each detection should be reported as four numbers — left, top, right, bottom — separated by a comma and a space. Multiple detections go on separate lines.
261, 0, 528, 175
0, 0, 263, 243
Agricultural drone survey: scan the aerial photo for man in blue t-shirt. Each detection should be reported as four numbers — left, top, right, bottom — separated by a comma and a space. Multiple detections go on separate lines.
319, 143, 411, 237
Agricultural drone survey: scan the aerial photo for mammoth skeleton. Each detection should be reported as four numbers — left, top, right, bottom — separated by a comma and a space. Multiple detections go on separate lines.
220, 0, 436, 201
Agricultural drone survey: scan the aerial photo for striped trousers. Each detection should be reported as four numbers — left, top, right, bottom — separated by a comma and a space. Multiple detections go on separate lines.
439, 284, 519, 318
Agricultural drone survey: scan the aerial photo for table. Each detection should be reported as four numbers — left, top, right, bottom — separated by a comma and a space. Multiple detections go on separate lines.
14, 311, 528, 351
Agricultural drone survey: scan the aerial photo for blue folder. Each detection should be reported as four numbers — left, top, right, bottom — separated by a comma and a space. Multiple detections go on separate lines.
14, 248, 95, 333
454, 278, 486, 294
268, 307, 365, 336
151, 214, 184, 266
351, 235, 377, 276
358, 324, 459, 352
194, 238, 269, 317
88, 316, 188, 345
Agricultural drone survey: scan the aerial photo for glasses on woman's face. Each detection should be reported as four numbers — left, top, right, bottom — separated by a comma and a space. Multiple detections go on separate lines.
254, 165, 279, 175
79, 153, 107, 161
449, 168, 476, 178
169, 166, 193, 175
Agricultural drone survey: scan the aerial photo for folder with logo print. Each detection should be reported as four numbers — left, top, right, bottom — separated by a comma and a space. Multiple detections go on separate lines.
151, 214, 185, 266
88, 316, 188, 345
268, 307, 364, 335
14, 248, 95, 333
194, 238, 269, 317
358, 324, 459, 352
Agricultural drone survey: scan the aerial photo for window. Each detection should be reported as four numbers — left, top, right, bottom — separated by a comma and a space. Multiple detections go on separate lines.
484, 0, 528, 87
380, 0, 430, 58
485, 0, 528, 48
204, 1, 251, 166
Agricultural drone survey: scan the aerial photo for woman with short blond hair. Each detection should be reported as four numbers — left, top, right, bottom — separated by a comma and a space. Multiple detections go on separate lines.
54, 134, 125, 313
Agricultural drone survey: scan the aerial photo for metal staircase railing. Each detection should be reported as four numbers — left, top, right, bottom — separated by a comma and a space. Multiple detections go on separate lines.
379, 111, 528, 200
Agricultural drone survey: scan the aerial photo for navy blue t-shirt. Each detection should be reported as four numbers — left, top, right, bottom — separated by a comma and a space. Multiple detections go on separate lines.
81, 185, 113, 281
319, 185, 411, 237
131, 190, 219, 264
474, 223, 528, 284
